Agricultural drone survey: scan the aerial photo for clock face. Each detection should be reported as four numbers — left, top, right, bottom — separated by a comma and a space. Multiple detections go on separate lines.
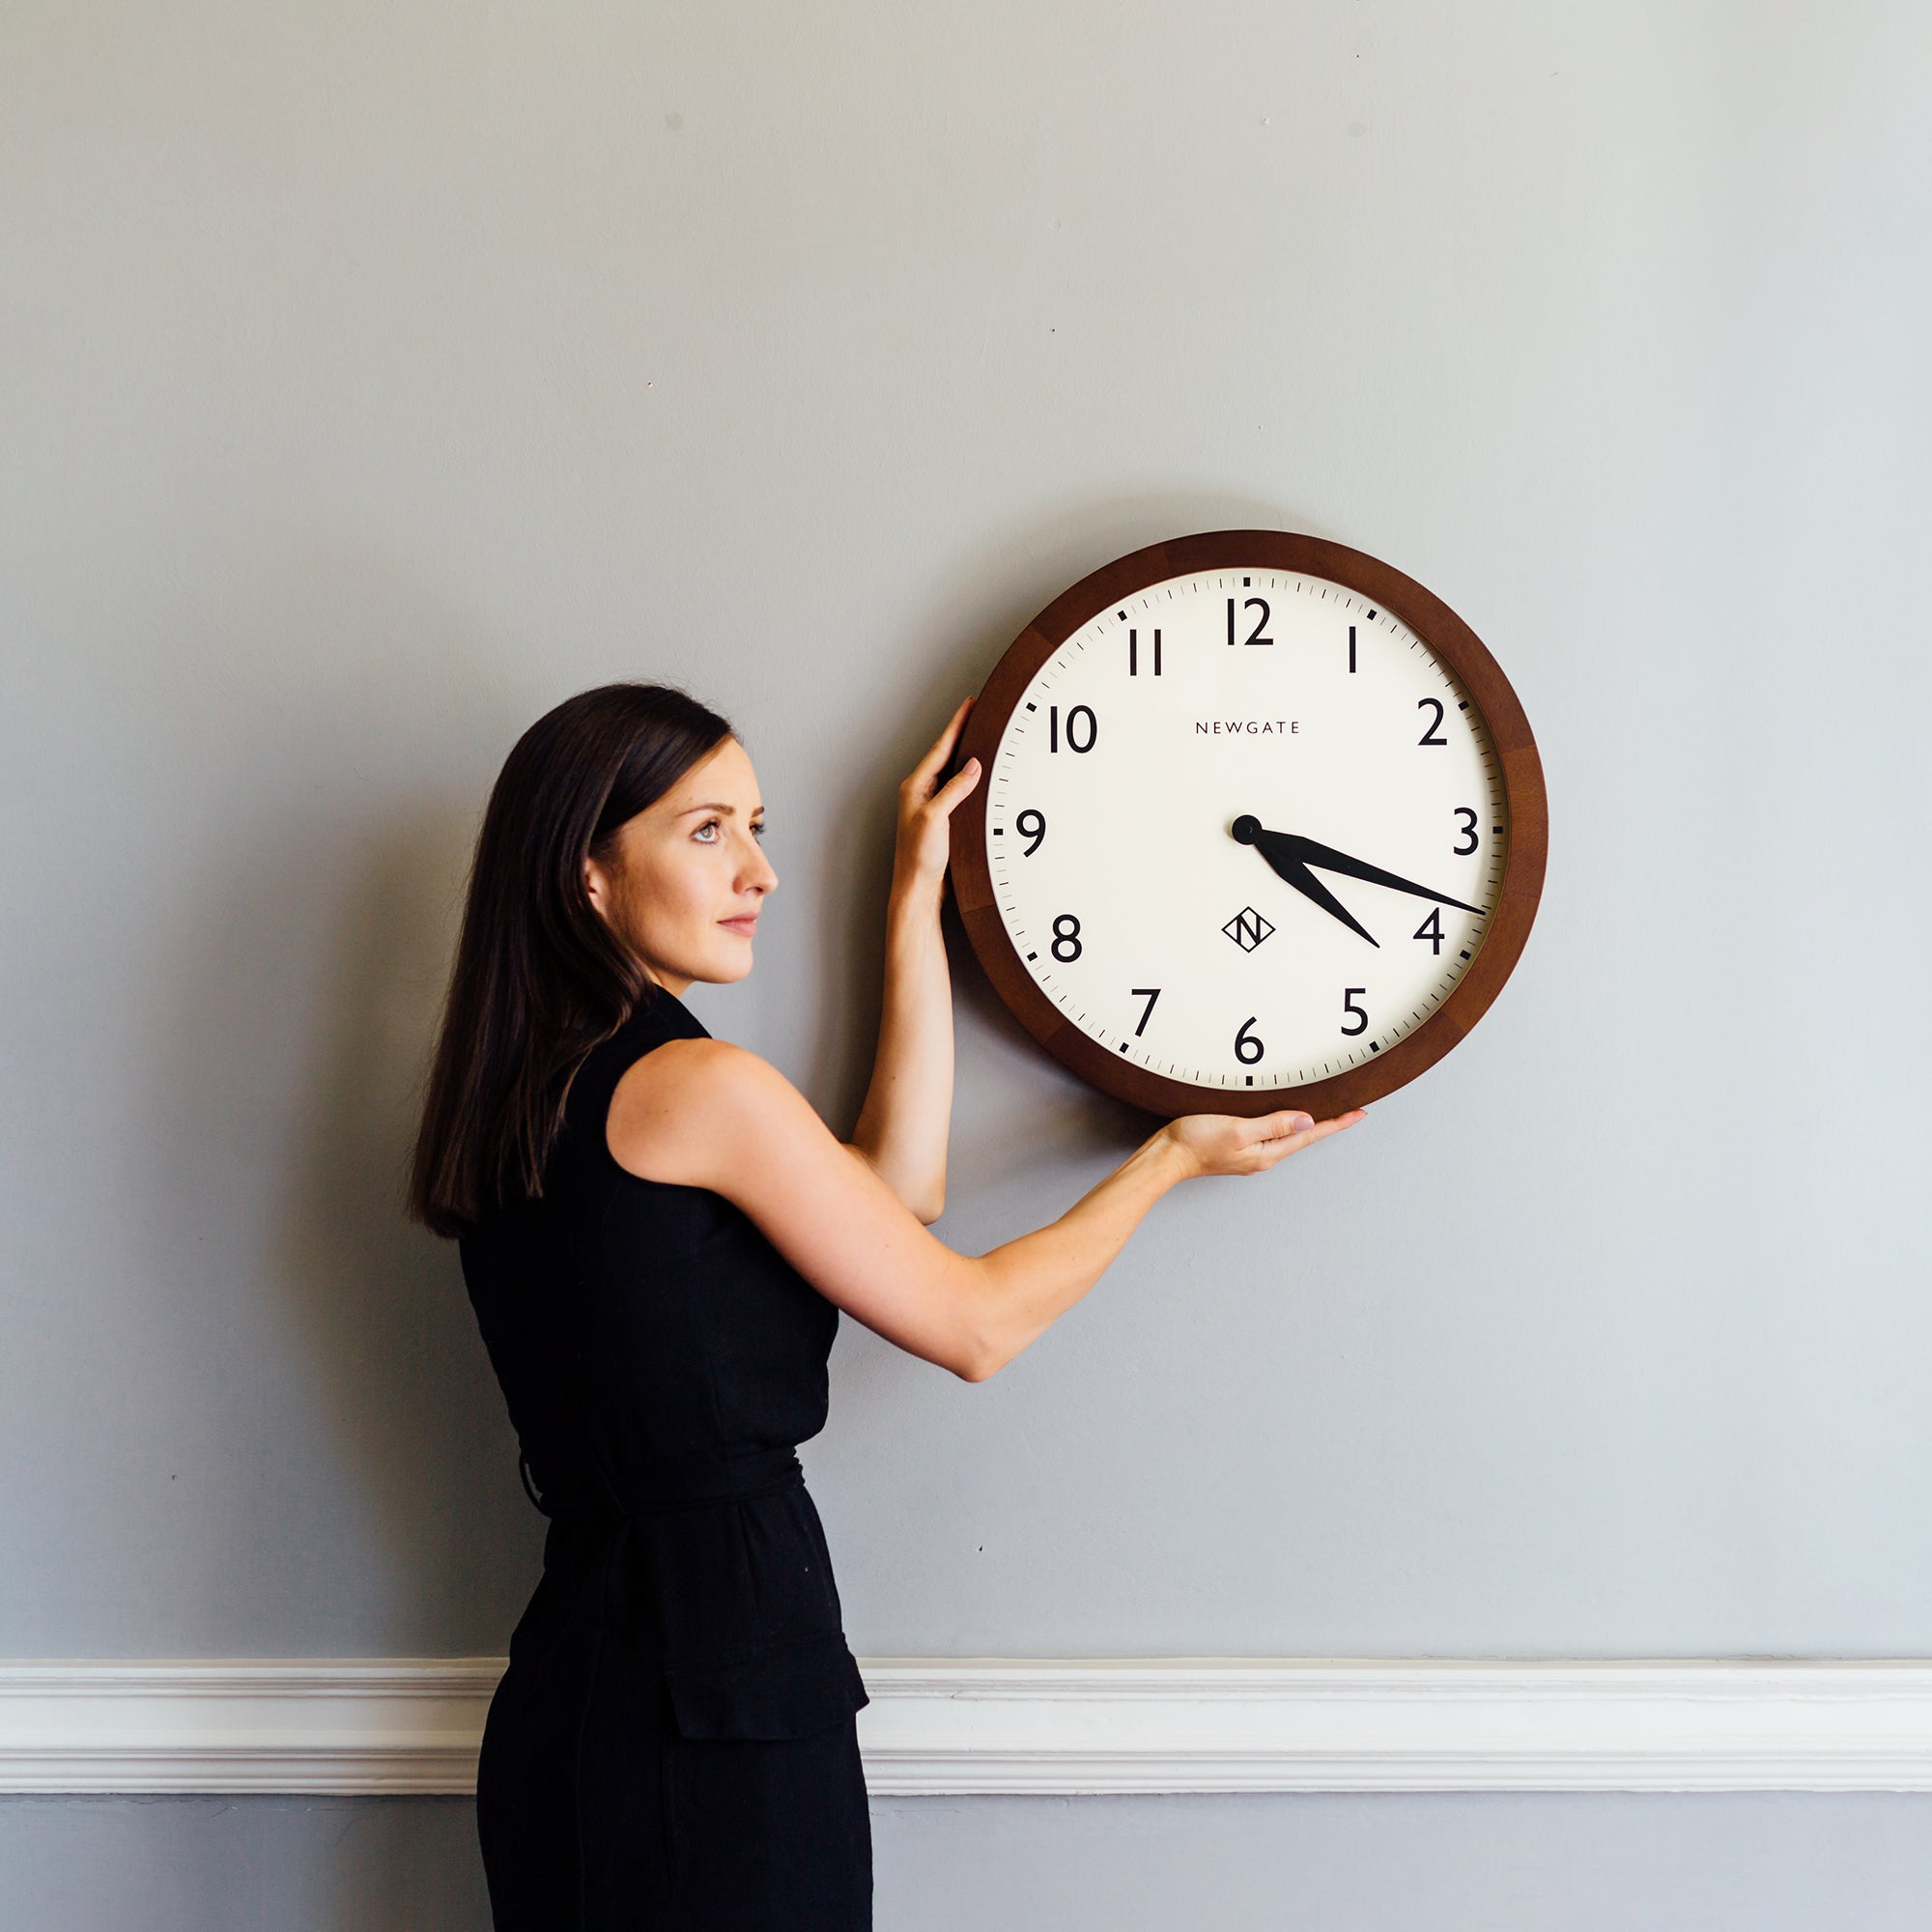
952, 533, 1546, 1117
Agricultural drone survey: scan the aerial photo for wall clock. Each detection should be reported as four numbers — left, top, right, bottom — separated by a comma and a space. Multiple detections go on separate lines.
949, 530, 1547, 1118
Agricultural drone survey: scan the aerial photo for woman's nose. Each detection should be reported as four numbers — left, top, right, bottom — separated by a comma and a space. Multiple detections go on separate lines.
742, 835, 778, 893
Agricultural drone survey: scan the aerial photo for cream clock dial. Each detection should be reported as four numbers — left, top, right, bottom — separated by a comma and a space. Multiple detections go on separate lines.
952, 532, 1547, 1118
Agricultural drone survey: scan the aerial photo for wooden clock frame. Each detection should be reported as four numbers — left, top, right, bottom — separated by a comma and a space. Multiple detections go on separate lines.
949, 530, 1548, 1119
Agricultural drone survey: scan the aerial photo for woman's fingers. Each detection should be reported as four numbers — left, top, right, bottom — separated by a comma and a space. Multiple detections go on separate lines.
1230, 1107, 1367, 1171
907, 696, 976, 797
1266, 1109, 1367, 1159
893, 702, 981, 896
1165, 1105, 1366, 1178
928, 755, 980, 815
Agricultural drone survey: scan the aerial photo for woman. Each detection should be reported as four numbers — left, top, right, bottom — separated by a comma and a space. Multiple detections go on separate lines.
409, 681, 1362, 1930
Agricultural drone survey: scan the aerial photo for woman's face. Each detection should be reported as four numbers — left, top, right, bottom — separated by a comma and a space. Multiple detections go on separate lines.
583, 736, 777, 995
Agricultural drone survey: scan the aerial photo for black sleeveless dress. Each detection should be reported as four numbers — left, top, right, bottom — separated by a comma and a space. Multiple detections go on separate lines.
459, 986, 871, 1931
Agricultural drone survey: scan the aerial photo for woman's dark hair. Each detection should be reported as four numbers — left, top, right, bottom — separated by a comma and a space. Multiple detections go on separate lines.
409, 681, 735, 1237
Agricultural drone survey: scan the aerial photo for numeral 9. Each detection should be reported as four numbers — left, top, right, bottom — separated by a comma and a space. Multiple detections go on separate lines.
1014, 809, 1046, 856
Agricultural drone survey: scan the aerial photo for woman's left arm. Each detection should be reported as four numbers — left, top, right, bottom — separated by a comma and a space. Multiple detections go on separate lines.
844, 698, 981, 1225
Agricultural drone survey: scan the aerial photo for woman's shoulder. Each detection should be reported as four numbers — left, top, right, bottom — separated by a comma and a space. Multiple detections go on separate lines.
605, 1032, 812, 1190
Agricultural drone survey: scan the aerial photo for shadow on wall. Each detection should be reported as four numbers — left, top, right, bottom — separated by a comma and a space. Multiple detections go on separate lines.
128, 547, 548, 1658
271, 803, 543, 1651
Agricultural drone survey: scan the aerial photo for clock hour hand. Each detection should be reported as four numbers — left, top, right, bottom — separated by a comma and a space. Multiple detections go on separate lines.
1275, 832, 1487, 917
1231, 818, 1380, 948
1275, 852, 1383, 948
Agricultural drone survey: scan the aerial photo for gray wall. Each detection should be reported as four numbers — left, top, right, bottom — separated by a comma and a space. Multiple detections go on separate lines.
4, 0, 1928, 1923
8, 1794, 1932, 1932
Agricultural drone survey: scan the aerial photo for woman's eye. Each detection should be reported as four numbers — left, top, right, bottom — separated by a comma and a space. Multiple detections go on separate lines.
695, 820, 720, 841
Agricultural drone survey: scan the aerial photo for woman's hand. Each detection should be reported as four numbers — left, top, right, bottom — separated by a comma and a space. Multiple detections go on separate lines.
1157, 1106, 1367, 1179
892, 696, 981, 909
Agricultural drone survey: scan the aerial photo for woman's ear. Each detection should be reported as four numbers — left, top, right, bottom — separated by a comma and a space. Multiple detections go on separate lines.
582, 851, 613, 923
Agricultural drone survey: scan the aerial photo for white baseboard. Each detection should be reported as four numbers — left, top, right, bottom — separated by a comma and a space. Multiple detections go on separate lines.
3, 1659, 1931, 1796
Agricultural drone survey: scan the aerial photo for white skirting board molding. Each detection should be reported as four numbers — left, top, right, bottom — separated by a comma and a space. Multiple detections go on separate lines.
3, 1659, 1932, 1797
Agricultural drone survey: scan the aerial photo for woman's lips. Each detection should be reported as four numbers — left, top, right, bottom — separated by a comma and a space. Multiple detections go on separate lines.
720, 916, 758, 936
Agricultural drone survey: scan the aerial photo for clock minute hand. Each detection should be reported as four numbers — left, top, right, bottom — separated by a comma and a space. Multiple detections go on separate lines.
1280, 833, 1487, 917
1231, 816, 1380, 948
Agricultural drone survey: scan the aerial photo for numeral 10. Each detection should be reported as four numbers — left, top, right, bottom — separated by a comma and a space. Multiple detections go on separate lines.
1049, 705, 1097, 753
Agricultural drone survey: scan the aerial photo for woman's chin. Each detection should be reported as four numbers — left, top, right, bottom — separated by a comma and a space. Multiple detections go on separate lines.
706, 943, 755, 983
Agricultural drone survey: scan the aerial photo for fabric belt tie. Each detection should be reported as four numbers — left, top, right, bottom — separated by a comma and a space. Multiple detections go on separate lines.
522, 1444, 803, 1521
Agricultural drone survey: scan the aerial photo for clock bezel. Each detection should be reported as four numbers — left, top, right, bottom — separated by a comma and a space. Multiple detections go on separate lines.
949, 529, 1548, 1119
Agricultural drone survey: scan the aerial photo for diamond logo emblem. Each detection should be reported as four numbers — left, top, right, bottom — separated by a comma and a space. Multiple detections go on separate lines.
1223, 905, 1275, 952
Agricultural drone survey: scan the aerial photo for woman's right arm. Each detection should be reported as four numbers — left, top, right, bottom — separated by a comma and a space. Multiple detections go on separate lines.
607, 1039, 1364, 1381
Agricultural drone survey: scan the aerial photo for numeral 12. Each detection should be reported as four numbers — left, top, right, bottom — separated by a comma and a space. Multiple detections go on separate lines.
1226, 598, 1272, 647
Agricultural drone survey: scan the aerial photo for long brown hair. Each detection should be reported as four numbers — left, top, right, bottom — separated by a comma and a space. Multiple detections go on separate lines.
409, 682, 735, 1237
